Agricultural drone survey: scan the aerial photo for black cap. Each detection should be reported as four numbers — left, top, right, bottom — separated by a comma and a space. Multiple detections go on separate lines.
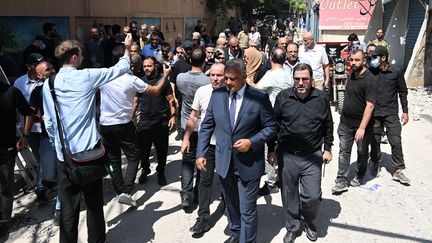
25, 53, 44, 65
371, 45, 389, 57
183, 40, 193, 49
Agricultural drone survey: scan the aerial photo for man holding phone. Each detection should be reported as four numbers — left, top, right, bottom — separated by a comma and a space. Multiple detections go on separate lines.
271, 63, 333, 243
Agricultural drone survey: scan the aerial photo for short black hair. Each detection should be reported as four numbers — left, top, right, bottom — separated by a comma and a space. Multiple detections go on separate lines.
366, 43, 376, 49
271, 47, 287, 65
112, 24, 121, 35
190, 48, 206, 67
206, 43, 215, 48
112, 45, 126, 63
350, 49, 365, 58
293, 63, 313, 78
42, 22, 55, 34
348, 33, 359, 42
161, 42, 171, 49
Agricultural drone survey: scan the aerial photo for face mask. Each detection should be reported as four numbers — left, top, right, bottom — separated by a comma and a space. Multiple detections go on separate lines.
370, 58, 380, 68
39, 42, 46, 50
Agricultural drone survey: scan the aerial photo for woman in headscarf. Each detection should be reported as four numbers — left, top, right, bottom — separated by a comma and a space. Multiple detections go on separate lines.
244, 46, 266, 84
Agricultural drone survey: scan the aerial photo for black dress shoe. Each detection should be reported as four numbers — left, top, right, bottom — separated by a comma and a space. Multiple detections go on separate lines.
258, 183, 271, 196
189, 218, 210, 234
304, 223, 318, 241
157, 173, 167, 186
283, 231, 296, 243
224, 236, 239, 243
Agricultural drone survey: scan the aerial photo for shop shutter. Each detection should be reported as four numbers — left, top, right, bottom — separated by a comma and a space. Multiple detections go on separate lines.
404, 0, 428, 68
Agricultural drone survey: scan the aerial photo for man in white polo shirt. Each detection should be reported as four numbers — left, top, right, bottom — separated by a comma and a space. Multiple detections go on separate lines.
99, 47, 170, 207
299, 32, 330, 91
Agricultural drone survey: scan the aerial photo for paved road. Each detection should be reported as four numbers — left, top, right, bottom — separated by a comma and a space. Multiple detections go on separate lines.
7, 106, 432, 243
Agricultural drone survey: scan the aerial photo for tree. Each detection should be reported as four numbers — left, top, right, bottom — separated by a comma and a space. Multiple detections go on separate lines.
289, 0, 307, 14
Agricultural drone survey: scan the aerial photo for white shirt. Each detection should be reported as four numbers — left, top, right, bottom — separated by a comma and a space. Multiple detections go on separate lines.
99, 73, 148, 126
256, 68, 293, 106
248, 32, 261, 43
228, 83, 246, 126
14, 74, 43, 133
298, 43, 329, 81
192, 84, 216, 145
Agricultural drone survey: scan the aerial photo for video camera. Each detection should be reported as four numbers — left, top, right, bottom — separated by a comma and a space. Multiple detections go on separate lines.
207, 49, 224, 64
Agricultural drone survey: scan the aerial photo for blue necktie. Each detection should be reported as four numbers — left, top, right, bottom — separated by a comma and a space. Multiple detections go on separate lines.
229, 92, 237, 129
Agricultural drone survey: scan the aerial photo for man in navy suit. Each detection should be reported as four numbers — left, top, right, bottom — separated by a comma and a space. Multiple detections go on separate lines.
196, 58, 278, 243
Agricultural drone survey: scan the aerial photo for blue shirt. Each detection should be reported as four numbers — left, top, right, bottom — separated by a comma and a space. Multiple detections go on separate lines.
42, 56, 131, 161
140, 44, 161, 58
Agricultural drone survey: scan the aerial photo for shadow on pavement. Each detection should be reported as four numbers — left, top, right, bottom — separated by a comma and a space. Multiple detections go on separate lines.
315, 198, 341, 238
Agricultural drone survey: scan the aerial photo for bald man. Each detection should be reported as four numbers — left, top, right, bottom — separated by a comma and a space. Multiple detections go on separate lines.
224, 37, 244, 63
299, 32, 330, 90
183, 63, 226, 235
36, 61, 55, 80
216, 37, 227, 49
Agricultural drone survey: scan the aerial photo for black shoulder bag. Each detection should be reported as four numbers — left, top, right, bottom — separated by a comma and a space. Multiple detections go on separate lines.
48, 74, 108, 186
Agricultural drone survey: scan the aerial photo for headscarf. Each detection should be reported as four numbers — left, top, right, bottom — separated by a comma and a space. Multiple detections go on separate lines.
244, 47, 263, 82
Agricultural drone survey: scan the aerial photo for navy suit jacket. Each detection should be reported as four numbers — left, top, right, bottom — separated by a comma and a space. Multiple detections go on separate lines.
196, 84, 278, 182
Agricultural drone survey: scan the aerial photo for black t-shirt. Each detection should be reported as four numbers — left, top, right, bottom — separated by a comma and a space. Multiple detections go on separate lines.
341, 69, 377, 127
0, 83, 33, 150
29, 85, 48, 137
136, 75, 173, 131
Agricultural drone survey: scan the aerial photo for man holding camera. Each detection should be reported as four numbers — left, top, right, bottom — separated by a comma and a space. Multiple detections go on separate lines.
135, 57, 176, 186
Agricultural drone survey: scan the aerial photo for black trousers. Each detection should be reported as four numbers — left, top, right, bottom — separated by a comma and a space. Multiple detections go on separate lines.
58, 161, 105, 243
370, 115, 406, 170
137, 122, 169, 175
100, 121, 141, 195
0, 149, 15, 222
279, 150, 323, 234
197, 145, 216, 220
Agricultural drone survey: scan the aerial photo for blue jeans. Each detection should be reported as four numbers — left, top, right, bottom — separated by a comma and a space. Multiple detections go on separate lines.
336, 122, 372, 182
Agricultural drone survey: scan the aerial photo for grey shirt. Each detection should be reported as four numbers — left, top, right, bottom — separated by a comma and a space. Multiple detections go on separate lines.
176, 71, 211, 130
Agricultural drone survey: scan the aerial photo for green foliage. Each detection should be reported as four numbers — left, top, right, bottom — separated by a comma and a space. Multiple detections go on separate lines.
289, 0, 307, 14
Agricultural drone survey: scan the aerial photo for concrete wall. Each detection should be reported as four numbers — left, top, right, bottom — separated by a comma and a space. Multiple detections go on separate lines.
0, 0, 213, 46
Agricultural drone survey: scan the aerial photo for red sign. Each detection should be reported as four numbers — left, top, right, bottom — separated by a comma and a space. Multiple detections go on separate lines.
319, 0, 375, 30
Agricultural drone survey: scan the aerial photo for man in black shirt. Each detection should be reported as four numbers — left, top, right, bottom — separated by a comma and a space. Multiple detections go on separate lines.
136, 57, 176, 186
272, 63, 333, 243
368, 46, 410, 185
332, 50, 377, 194
0, 82, 34, 241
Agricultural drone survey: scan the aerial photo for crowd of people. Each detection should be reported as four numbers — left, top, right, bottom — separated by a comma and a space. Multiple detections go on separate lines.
0, 17, 410, 243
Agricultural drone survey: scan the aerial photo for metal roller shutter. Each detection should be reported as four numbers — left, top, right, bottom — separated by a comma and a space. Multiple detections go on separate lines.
404, 0, 428, 68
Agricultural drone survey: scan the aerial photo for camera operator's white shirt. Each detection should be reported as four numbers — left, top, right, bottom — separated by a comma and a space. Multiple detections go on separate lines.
299, 44, 329, 81
99, 73, 148, 126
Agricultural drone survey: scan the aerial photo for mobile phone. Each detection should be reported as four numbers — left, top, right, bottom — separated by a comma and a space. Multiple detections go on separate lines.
116, 34, 126, 43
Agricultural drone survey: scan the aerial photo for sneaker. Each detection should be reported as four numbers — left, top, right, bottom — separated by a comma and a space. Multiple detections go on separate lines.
53, 209, 60, 226
118, 193, 137, 207
157, 173, 167, 186
189, 218, 210, 234
393, 170, 411, 185
332, 179, 348, 194
370, 162, 381, 178
350, 176, 364, 187
180, 196, 193, 208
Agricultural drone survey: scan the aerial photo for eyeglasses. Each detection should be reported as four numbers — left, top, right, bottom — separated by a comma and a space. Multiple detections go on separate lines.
293, 77, 310, 82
